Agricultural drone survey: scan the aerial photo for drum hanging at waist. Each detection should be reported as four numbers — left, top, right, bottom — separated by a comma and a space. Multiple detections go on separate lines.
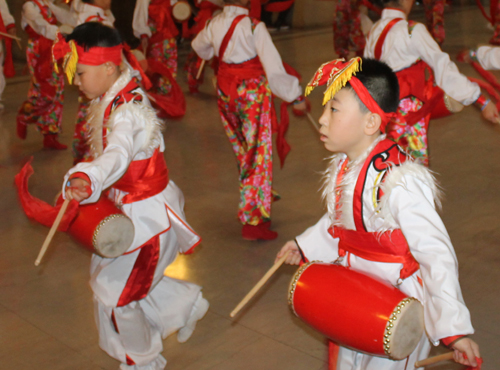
67, 196, 135, 258
172, 1, 192, 22
288, 262, 424, 360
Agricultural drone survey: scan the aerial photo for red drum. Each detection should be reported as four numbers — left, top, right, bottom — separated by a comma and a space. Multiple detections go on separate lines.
289, 263, 424, 360
67, 197, 134, 258
430, 87, 464, 120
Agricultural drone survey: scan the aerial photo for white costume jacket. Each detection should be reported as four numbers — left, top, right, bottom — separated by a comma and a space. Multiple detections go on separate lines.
191, 5, 301, 103
22, 0, 72, 40
364, 8, 480, 106
476, 45, 500, 70
45, 0, 115, 28
296, 136, 474, 369
62, 66, 202, 368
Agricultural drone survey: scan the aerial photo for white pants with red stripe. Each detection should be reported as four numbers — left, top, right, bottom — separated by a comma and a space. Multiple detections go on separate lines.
94, 275, 202, 369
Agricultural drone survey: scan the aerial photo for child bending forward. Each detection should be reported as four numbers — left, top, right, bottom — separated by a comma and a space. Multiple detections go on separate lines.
56, 23, 208, 370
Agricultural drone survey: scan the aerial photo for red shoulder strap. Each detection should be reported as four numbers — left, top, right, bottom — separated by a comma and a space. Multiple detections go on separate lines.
219, 14, 247, 60
31, 0, 55, 23
353, 140, 407, 231
374, 18, 403, 60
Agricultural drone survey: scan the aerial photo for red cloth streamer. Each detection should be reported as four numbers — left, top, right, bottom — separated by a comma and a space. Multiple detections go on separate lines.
146, 59, 186, 118
463, 355, 483, 370
471, 61, 500, 91
123, 44, 152, 91
361, 0, 382, 15
476, 0, 493, 23
283, 61, 301, 81
250, 0, 262, 19
469, 77, 500, 110
14, 159, 79, 232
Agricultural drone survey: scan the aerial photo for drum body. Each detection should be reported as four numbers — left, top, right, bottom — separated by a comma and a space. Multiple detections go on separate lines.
430, 87, 464, 120
289, 263, 424, 360
172, 1, 192, 22
67, 197, 135, 258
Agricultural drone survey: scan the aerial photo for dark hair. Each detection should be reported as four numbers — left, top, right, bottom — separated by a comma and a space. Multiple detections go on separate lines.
80, 0, 94, 3
346, 58, 400, 113
65, 22, 122, 51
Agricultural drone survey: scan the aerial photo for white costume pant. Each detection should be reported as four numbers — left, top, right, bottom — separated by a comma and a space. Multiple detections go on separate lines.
336, 334, 431, 370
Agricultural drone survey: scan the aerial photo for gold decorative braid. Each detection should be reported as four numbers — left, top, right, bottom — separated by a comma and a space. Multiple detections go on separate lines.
288, 261, 315, 316
383, 297, 418, 359
92, 214, 126, 250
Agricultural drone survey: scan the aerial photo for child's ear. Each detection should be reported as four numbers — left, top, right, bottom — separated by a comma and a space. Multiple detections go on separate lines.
105, 62, 118, 76
365, 113, 381, 135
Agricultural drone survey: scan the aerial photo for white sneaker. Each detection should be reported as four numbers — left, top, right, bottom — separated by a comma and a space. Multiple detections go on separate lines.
177, 294, 209, 343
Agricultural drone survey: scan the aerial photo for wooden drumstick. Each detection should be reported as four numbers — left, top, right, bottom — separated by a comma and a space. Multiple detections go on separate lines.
306, 112, 320, 132
196, 59, 206, 80
34, 198, 70, 266
0, 31, 22, 49
415, 352, 454, 368
230, 250, 291, 318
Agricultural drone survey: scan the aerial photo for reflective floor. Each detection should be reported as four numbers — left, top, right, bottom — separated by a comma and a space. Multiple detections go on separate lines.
1, 3, 500, 370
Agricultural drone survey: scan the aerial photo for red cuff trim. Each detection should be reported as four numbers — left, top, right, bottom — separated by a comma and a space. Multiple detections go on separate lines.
6, 24, 15, 31
475, 95, 487, 107
441, 335, 466, 347
140, 34, 148, 39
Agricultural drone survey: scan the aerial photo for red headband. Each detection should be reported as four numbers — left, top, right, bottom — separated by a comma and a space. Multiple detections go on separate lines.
52, 32, 123, 84
348, 77, 398, 133
305, 58, 397, 133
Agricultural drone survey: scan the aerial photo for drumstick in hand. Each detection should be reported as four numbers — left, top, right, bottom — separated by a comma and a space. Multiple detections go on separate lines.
196, 59, 206, 80
230, 250, 290, 318
415, 352, 454, 368
306, 112, 320, 132
34, 198, 70, 266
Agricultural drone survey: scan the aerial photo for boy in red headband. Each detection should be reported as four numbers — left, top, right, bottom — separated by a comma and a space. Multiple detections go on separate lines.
192, 0, 306, 240
276, 58, 481, 370
54, 23, 208, 370
364, 0, 499, 166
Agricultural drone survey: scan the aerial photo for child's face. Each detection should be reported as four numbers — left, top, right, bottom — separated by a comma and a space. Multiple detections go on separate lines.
74, 63, 118, 100
318, 88, 373, 159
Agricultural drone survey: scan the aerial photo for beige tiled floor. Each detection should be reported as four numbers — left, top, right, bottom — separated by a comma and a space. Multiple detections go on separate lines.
1, 2, 500, 369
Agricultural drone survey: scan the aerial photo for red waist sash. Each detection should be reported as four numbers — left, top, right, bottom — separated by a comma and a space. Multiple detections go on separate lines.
330, 226, 419, 280
113, 149, 169, 204
217, 56, 265, 101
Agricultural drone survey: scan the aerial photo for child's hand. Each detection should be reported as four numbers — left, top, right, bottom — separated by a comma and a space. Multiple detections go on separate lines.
456, 49, 473, 63
481, 101, 500, 124
275, 240, 303, 265
65, 178, 91, 202
451, 338, 481, 367
293, 101, 307, 112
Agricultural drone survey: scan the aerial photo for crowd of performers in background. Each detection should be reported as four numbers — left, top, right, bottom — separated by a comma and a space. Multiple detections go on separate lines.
4, 0, 500, 240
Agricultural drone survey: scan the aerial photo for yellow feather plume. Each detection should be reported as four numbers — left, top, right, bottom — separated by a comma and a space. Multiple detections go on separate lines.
63, 41, 78, 84
322, 57, 361, 105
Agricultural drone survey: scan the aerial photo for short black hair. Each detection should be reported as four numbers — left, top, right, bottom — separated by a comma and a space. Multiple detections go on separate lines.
345, 58, 400, 113
65, 22, 122, 51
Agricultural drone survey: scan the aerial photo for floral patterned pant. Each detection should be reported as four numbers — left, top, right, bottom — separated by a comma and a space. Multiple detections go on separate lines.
72, 94, 91, 164
333, 0, 365, 59
387, 97, 429, 166
148, 38, 177, 95
423, 0, 445, 45
17, 38, 64, 135
217, 76, 274, 226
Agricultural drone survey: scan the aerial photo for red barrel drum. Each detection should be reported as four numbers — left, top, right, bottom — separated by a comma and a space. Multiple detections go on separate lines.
289, 262, 424, 360
67, 196, 134, 258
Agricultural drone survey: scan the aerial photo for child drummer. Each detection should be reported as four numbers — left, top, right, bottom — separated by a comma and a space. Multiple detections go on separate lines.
53, 23, 208, 369
276, 58, 481, 369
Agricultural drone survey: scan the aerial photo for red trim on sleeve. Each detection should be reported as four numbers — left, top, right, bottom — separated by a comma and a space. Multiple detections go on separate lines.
6, 24, 15, 31
441, 335, 465, 347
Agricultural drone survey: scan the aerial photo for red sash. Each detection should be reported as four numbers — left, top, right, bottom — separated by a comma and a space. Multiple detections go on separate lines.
114, 149, 169, 204
374, 18, 403, 60
329, 139, 420, 280
147, 0, 179, 44
0, 12, 14, 78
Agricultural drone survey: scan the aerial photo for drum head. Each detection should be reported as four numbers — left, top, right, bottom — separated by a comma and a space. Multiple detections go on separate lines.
93, 214, 134, 258
173, 2, 191, 22
385, 298, 425, 360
